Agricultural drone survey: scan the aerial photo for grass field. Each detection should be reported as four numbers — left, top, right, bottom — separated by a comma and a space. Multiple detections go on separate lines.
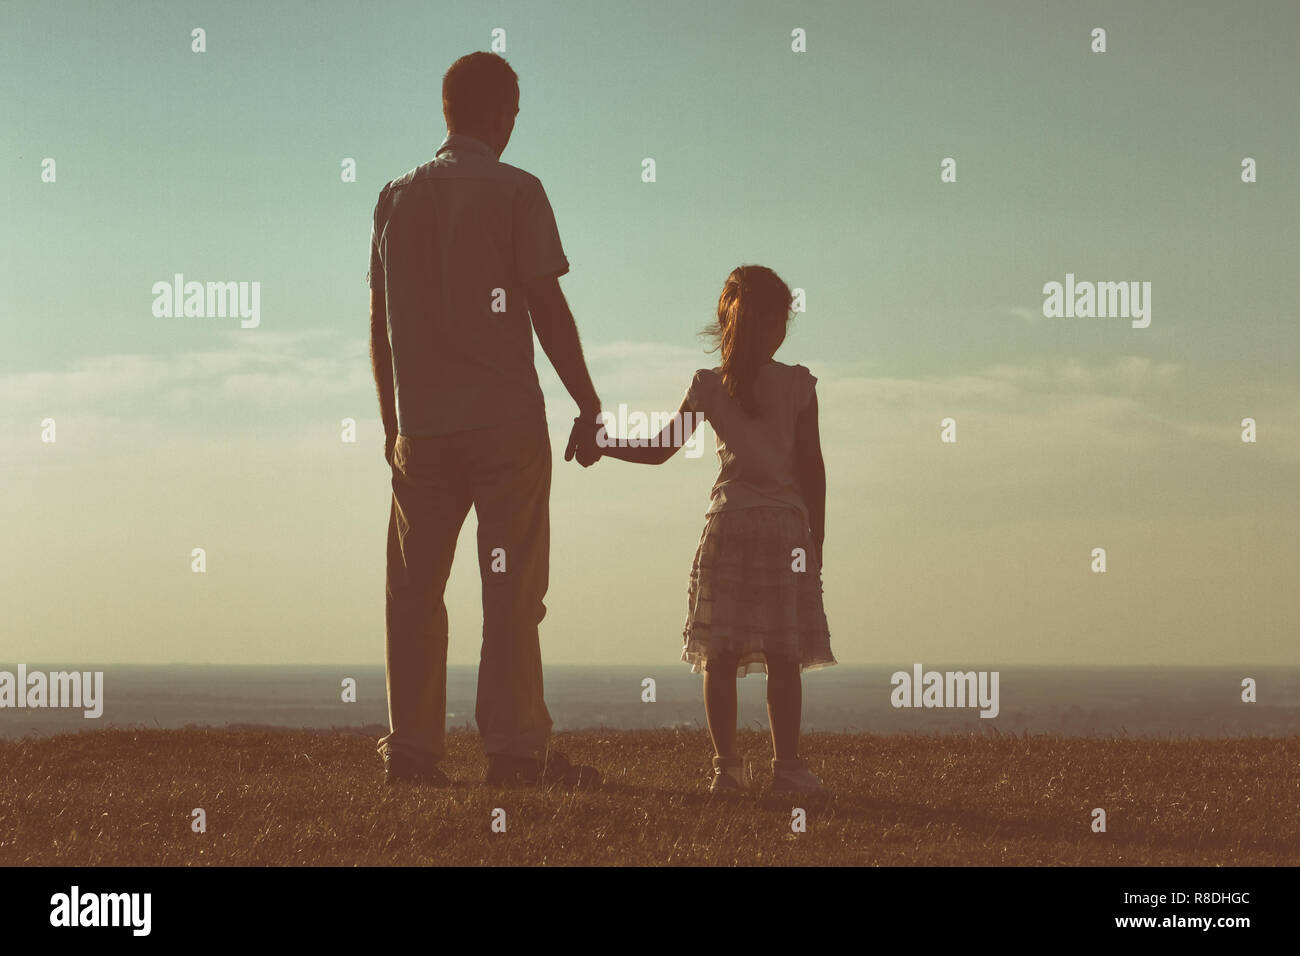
1, 727, 1297, 866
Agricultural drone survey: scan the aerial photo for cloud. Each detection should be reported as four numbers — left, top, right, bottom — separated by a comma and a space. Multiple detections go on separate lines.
814, 354, 1300, 504
981, 356, 1181, 390
0, 330, 369, 415
5, 338, 1294, 479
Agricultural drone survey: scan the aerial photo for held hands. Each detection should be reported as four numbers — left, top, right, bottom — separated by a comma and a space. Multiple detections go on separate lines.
564, 411, 603, 468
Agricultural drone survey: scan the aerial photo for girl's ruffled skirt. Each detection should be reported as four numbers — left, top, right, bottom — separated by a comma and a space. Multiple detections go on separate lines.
681, 506, 835, 677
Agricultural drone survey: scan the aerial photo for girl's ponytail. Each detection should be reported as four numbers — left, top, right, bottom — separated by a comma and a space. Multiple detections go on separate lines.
703, 265, 793, 415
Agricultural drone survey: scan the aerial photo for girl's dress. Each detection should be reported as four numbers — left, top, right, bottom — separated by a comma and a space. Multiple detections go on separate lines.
680, 361, 835, 677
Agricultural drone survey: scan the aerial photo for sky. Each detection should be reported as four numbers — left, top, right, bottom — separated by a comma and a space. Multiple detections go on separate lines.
2, 0, 1297, 667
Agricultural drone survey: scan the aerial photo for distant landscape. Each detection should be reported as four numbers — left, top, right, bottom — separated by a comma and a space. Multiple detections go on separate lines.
1, 665, 1296, 739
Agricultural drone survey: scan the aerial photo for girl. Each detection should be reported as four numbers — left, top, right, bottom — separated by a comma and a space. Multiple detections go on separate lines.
598, 264, 834, 794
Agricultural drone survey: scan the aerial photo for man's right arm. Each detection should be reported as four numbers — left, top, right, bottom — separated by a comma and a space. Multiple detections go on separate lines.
526, 274, 602, 462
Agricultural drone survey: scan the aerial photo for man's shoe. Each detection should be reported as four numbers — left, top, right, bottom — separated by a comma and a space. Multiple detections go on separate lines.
383, 752, 451, 787
485, 750, 601, 788
484, 753, 533, 786
541, 750, 602, 788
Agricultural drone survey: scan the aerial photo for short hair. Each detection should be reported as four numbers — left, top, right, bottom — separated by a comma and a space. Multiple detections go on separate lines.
442, 52, 519, 131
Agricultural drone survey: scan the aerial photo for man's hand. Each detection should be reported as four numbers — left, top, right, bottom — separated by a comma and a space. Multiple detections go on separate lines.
564, 413, 602, 467
385, 433, 398, 469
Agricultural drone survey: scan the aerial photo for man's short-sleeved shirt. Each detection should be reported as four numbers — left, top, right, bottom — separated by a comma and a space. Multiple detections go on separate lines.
368, 133, 570, 436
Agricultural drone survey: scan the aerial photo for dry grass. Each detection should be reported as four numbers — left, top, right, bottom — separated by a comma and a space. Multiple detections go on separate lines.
1, 727, 1297, 865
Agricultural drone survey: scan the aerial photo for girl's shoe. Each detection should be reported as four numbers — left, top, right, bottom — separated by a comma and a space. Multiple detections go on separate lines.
771, 758, 826, 794
710, 755, 746, 794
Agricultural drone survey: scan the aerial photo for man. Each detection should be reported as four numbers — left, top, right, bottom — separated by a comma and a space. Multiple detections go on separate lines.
368, 52, 602, 787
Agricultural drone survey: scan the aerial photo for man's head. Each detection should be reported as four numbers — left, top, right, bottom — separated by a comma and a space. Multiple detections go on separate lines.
442, 52, 519, 158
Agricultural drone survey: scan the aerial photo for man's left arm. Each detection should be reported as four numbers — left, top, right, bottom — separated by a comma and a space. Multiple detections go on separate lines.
370, 285, 398, 466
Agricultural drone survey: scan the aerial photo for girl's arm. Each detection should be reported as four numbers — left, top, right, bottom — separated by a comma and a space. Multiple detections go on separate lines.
599, 396, 701, 465
793, 391, 826, 564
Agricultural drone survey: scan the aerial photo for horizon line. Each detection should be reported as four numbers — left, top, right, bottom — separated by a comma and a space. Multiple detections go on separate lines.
2, 662, 1292, 671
